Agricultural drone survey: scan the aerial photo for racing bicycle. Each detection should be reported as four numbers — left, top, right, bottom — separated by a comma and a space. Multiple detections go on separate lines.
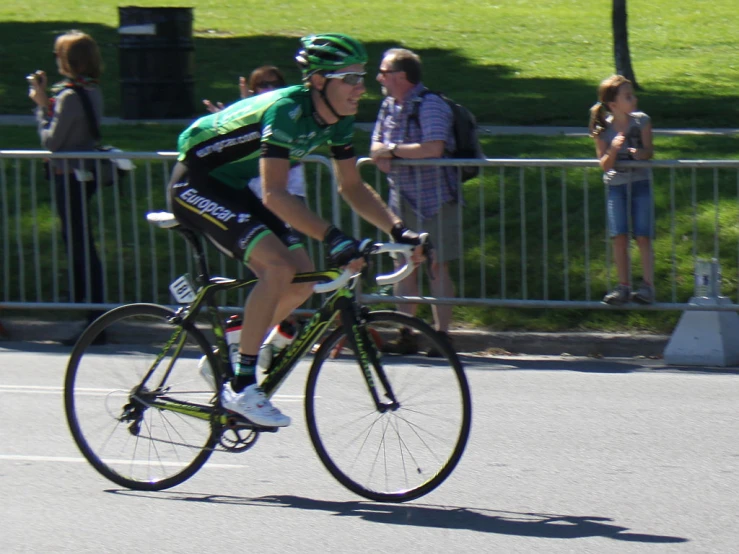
64, 211, 472, 502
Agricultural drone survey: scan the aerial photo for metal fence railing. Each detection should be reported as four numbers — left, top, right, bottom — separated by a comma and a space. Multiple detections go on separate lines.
2, 151, 739, 314
355, 157, 739, 312
0, 151, 341, 312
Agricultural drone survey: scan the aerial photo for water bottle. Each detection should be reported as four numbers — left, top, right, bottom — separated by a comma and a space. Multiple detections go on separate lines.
225, 315, 243, 370
197, 355, 215, 391
257, 320, 297, 372
199, 315, 241, 391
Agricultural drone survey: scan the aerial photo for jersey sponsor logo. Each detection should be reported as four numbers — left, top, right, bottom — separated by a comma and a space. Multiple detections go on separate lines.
237, 213, 251, 224
284, 231, 301, 246
180, 188, 238, 222
194, 131, 261, 158
238, 224, 269, 251
271, 128, 293, 143
292, 142, 325, 158
295, 132, 319, 141
288, 106, 302, 121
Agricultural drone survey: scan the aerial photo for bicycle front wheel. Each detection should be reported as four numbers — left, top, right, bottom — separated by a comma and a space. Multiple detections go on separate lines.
64, 303, 220, 491
305, 311, 471, 502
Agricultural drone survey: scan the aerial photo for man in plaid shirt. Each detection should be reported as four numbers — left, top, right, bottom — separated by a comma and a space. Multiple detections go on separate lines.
371, 47, 460, 357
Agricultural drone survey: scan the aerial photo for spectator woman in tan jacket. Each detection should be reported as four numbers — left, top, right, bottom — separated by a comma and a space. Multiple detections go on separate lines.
28, 30, 106, 345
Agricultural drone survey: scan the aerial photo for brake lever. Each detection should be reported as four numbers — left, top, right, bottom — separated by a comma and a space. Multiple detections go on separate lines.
358, 238, 375, 280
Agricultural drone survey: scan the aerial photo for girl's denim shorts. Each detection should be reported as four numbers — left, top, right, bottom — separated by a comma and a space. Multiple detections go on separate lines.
607, 179, 654, 238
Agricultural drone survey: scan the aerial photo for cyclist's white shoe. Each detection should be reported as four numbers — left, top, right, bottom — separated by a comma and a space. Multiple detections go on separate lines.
220, 383, 291, 427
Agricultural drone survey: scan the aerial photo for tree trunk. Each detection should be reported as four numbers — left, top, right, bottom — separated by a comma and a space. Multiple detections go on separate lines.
612, 0, 640, 89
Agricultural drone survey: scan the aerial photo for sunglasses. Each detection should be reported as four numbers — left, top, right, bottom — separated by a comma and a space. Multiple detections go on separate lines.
378, 69, 400, 75
324, 71, 366, 86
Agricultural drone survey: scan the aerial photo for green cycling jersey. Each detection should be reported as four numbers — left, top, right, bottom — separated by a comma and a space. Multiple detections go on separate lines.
177, 85, 355, 189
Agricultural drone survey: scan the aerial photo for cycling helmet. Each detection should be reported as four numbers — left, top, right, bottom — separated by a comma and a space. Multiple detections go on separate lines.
295, 33, 368, 79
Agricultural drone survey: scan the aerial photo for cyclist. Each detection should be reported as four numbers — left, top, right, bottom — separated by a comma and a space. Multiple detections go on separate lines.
169, 33, 423, 428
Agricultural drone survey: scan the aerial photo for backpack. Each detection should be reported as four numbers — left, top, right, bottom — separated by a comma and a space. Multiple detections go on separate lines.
407, 89, 485, 184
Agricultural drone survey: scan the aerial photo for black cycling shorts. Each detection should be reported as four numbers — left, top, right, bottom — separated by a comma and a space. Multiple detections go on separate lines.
168, 163, 304, 264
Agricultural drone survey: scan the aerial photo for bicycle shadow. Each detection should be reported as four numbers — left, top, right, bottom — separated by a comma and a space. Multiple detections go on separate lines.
107, 490, 687, 543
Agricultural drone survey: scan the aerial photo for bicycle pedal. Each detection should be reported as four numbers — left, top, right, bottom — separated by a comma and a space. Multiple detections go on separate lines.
243, 417, 281, 433
254, 425, 279, 433
241, 421, 280, 433
225, 412, 280, 433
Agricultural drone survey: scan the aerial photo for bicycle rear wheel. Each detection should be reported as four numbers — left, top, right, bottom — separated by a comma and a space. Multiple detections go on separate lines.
64, 303, 220, 491
305, 311, 471, 502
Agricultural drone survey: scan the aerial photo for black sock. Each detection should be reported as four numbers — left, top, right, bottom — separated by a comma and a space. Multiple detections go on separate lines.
231, 353, 257, 392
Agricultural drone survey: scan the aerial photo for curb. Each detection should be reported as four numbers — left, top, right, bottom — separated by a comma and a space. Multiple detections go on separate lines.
456, 329, 669, 358
0, 316, 669, 358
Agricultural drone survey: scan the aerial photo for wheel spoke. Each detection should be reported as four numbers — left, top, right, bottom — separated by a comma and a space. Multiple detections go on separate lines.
390, 413, 447, 465
65, 304, 219, 490
305, 311, 471, 502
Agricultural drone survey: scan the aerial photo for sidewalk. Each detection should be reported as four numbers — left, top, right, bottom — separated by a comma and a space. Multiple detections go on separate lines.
1, 115, 737, 137
0, 314, 669, 358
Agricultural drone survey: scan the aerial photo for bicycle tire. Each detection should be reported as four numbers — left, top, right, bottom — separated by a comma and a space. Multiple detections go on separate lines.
305, 311, 472, 502
64, 303, 221, 491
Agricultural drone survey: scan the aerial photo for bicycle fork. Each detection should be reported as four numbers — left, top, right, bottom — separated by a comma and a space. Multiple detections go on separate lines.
338, 301, 399, 413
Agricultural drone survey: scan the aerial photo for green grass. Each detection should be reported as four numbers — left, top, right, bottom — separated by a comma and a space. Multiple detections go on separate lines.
1, 0, 738, 126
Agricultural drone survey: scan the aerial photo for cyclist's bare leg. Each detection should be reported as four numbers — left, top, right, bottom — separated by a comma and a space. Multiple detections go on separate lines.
239, 237, 312, 356
257, 246, 315, 329
220, 234, 306, 427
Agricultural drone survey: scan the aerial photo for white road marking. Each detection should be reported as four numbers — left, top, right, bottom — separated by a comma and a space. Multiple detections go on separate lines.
0, 454, 247, 469
0, 385, 306, 400
0, 385, 65, 390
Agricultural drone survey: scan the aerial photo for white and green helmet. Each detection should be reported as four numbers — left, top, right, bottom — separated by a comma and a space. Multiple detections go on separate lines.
295, 33, 368, 79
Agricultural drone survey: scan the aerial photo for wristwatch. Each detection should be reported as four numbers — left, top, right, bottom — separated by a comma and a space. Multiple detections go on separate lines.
388, 143, 399, 158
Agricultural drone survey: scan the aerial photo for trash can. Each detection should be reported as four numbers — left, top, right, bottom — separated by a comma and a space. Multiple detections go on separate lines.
119, 6, 195, 119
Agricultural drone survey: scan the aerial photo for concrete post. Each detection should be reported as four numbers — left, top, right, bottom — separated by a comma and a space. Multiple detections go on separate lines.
664, 259, 739, 366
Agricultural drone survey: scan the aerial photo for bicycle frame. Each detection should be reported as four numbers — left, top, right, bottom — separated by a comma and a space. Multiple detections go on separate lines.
134, 225, 398, 425
262, 287, 398, 412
